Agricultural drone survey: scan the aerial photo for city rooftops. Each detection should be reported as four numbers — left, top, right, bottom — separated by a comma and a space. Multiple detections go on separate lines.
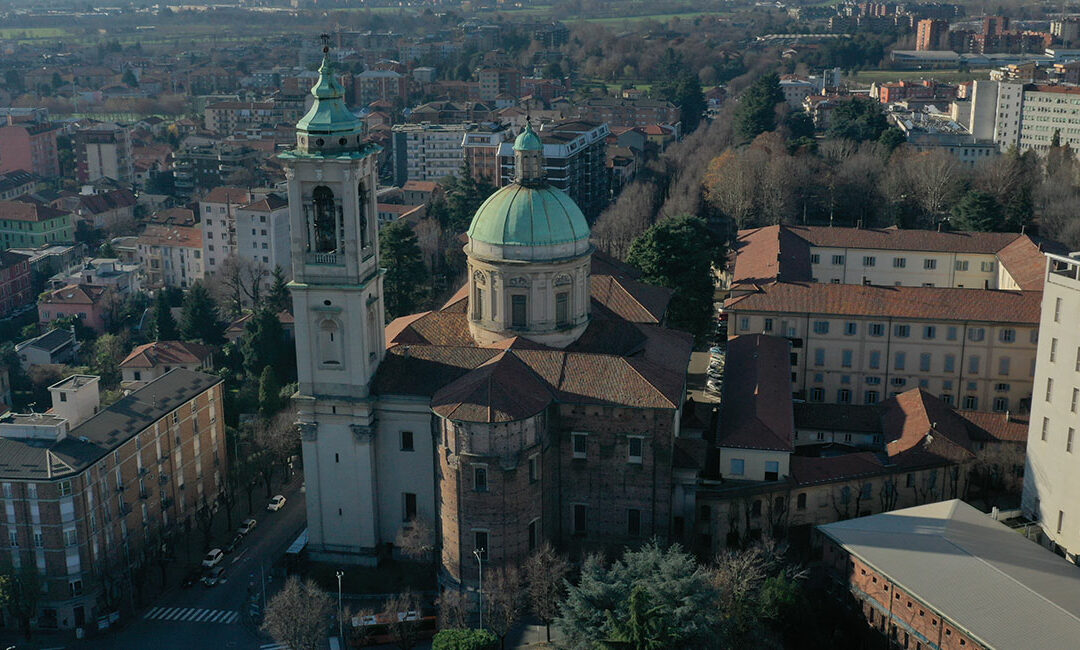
0, 200, 71, 223
819, 500, 1080, 650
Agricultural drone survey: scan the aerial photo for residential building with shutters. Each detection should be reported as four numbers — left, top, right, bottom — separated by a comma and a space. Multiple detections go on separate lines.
234, 193, 291, 279
0, 200, 75, 249
0, 370, 225, 632
73, 123, 133, 184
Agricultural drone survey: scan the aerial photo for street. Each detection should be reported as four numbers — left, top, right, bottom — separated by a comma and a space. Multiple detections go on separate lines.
77, 477, 306, 650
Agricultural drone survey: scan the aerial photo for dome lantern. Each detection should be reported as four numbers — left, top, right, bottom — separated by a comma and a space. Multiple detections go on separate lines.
513, 120, 545, 186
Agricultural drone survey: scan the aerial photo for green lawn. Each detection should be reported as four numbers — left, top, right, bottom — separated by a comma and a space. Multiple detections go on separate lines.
0, 27, 71, 39
572, 11, 728, 24
848, 69, 990, 86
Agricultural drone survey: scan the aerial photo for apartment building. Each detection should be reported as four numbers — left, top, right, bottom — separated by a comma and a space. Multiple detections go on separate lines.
496, 120, 611, 219
136, 225, 204, 289
1023, 252, 1080, 561
0, 170, 38, 201
0, 370, 225, 631
572, 97, 680, 128
461, 126, 514, 183
235, 193, 290, 277
354, 69, 408, 107
38, 284, 111, 333
172, 143, 263, 196
203, 101, 280, 135
0, 250, 31, 318
390, 123, 475, 186
198, 186, 252, 273
477, 67, 522, 102
0, 201, 75, 249
74, 124, 133, 184
0, 120, 61, 179
726, 227, 1057, 410
971, 80, 1080, 153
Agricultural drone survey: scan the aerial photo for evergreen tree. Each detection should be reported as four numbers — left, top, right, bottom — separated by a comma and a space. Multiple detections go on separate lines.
783, 111, 815, 141
655, 68, 707, 133
878, 126, 907, 154
626, 215, 724, 343
258, 365, 282, 417
733, 73, 783, 142
152, 290, 179, 341
122, 69, 139, 87
950, 190, 1004, 232
445, 163, 496, 232
241, 307, 284, 378
379, 220, 429, 320
827, 97, 889, 142
267, 267, 291, 314
180, 281, 225, 344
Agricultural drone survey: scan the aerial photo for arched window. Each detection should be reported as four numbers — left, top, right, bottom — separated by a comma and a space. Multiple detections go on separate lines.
357, 182, 370, 251
319, 319, 343, 366
311, 186, 337, 253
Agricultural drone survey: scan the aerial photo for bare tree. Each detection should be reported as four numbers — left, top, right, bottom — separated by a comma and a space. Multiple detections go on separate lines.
484, 564, 525, 650
195, 497, 216, 551
395, 517, 435, 563
262, 576, 333, 650
878, 474, 899, 512
435, 589, 470, 630
829, 484, 852, 520
913, 468, 941, 505
253, 409, 298, 497
344, 607, 375, 648
905, 150, 964, 227
211, 254, 270, 316
525, 543, 569, 642
382, 590, 423, 650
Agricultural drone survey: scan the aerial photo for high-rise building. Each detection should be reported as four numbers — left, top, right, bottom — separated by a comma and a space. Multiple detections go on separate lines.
235, 193, 291, 278
74, 123, 133, 184
1023, 251, 1080, 560
198, 187, 252, 274
915, 18, 949, 50
0, 118, 61, 179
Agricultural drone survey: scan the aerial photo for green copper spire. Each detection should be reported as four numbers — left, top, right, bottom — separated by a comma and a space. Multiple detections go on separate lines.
513, 119, 543, 151
293, 40, 364, 155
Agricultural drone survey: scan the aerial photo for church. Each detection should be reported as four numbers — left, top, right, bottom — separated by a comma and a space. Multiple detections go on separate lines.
283, 46, 694, 590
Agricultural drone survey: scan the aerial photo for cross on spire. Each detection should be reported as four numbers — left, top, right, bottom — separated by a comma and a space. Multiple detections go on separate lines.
320, 33, 331, 54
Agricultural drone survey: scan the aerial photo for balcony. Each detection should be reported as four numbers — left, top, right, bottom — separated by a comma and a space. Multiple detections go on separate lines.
306, 251, 343, 266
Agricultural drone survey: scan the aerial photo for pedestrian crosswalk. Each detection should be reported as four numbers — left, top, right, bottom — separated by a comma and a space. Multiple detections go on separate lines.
142, 606, 240, 624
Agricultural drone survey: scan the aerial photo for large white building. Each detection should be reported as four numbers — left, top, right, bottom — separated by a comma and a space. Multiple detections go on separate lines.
235, 192, 291, 279
136, 224, 204, 289
970, 79, 1080, 153
1023, 251, 1080, 560
390, 123, 473, 186
198, 186, 251, 273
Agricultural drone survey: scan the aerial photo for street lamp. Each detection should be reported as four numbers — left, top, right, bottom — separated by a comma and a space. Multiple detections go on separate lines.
473, 547, 484, 630
336, 570, 344, 643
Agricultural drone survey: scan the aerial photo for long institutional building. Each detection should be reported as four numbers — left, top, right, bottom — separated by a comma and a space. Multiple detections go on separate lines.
1023, 251, 1080, 562
970, 79, 1080, 153
725, 226, 1063, 413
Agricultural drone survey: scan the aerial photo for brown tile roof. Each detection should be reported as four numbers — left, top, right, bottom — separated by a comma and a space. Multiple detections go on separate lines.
716, 334, 794, 452
138, 224, 202, 248
731, 225, 812, 285
76, 189, 136, 215
882, 388, 975, 462
725, 282, 1042, 324
431, 350, 554, 422
789, 452, 886, 486
793, 402, 882, 433
201, 187, 252, 204
792, 225, 1023, 254
120, 340, 213, 369
402, 180, 439, 193
995, 235, 1066, 291
0, 200, 71, 223
41, 284, 107, 305
590, 253, 672, 324
240, 194, 287, 212
148, 207, 196, 226
958, 410, 1029, 443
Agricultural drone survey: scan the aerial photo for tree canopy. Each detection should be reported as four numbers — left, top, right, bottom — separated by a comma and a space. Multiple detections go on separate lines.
180, 281, 225, 344
379, 220, 429, 320
626, 215, 723, 342
733, 73, 783, 142
241, 307, 285, 378
826, 97, 889, 142
152, 290, 179, 341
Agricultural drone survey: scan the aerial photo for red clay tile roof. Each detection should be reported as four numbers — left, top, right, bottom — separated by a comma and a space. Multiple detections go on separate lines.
958, 410, 1029, 443
725, 281, 1042, 324
882, 388, 975, 461
431, 351, 554, 422
402, 180, 440, 193
138, 224, 202, 248
0, 200, 71, 223
995, 235, 1067, 291
240, 194, 287, 212
793, 402, 883, 433
76, 189, 136, 215
201, 187, 252, 204
731, 225, 813, 285
590, 253, 672, 324
148, 207, 196, 226
120, 340, 213, 369
716, 334, 795, 452
792, 225, 1022, 254
41, 284, 107, 305
789, 452, 886, 486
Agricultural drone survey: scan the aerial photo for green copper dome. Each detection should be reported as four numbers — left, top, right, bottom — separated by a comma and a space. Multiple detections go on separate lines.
296, 52, 360, 135
514, 121, 543, 151
467, 184, 589, 248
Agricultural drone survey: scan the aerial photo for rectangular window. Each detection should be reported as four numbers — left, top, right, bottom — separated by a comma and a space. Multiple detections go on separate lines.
1069, 428, 1076, 453
628, 437, 644, 464
627, 509, 641, 537
1051, 338, 1058, 362
998, 356, 1010, 376
64, 527, 77, 546
573, 505, 587, 535
969, 356, 980, 374
844, 322, 857, 336
924, 258, 936, 270
968, 328, 985, 342
473, 466, 488, 492
841, 349, 853, 368
1042, 417, 1050, 441
59, 481, 71, 496
474, 531, 488, 558
400, 431, 414, 452
797, 493, 807, 510
555, 292, 569, 327
869, 350, 881, 369
963, 395, 978, 409
838, 389, 852, 404
919, 353, 931, 372
810, 254, 820, 264
1058, 510, 1065, 535
764, 460, 779, 481
993, 397, 1009, 412
572, 433, 587, 459
923, 326, 935, 340
1072, 388, 1079, 413
831, 254, 845, 265
981, 261, 994, 272
511, 295, 527, 328
763, 318, 773, 332
999, 329, 1015, 343
813, 321, 829, 335
402, 492, 417, 521
810, 387, 824, 401
894, 352, 906, 371
865, 390, 879, 404
1047, 378, 1055, 402
894, 324, 910, 338
869, 323, 884, 337
814, 348, 825, 366
1055, 297, 1062, 323
739, 316, 749, 331
955, 260, 969, 271
863, 256, 875, 267
944, 354, 955, 373
528, 520, 538, 551
528, 455, 538, 482
730, 458, 745, 476
893, 257, 906, 268
1076, 347, 1080, 372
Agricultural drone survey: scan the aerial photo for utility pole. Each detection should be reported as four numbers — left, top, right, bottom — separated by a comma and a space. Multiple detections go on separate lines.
473, 547, 484, 630
336, 570, 344, 643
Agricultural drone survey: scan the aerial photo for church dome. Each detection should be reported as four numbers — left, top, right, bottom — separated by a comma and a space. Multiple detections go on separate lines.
513, 125, 543, 151
467, 184, 590, 255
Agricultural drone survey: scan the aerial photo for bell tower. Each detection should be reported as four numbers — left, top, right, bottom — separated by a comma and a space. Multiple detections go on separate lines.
282, 38, 386, 563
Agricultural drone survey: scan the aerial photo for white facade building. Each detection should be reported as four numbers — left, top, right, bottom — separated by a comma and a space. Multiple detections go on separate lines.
198, 187, 252, 273
1023, 252, 1080, 560
235, 193, 291, 279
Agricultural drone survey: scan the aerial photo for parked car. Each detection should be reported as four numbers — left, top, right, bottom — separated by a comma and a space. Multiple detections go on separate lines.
181, 567, 202, 589
224, 535, 243, 554
202, 566, 225, 587
709, 345, 725, 357
238, 518, 257, 535
706, 379, 723, 394
267, 495, 286, 512
201, 548, 224, 568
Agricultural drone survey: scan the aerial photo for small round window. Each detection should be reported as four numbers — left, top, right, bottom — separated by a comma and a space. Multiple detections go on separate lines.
339, 137, 347, 145
316, 138, 325, 147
